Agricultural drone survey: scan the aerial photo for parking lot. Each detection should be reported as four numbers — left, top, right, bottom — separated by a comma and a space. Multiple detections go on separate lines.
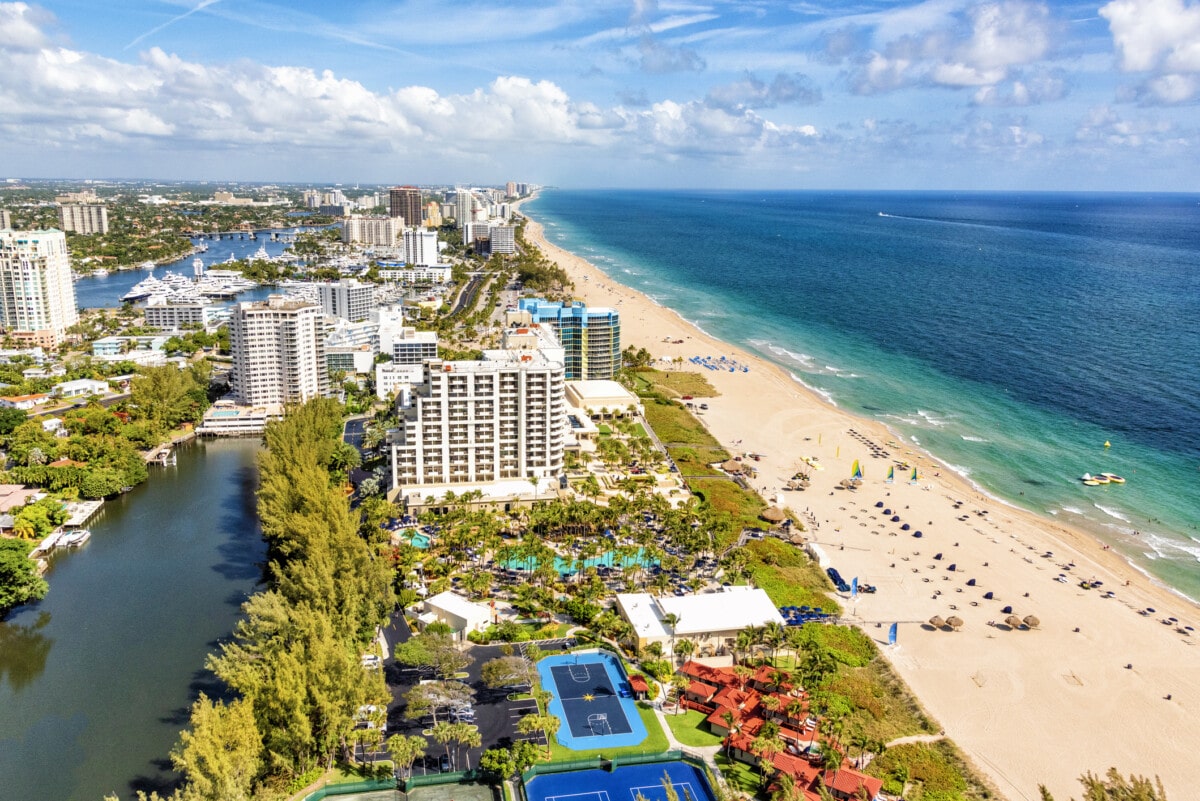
380, 615, 551, 775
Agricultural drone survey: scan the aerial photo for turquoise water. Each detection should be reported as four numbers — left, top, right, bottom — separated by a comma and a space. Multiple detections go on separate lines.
502, 548, 657, 576
526, 190, 1200, 602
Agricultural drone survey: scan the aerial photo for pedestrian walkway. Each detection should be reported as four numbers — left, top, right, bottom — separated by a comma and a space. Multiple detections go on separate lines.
652, 707, 729, 795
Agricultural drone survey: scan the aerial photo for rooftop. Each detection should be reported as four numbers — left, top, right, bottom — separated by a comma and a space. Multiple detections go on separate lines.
617, 587, 785, 639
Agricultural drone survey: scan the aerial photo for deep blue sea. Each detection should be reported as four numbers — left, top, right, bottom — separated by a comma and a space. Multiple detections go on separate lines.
526, 190, 1200, 602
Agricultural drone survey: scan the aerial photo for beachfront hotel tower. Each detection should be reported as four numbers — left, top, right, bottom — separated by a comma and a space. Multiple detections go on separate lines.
388, 186, 422, 228
515, 298, 620, 380
0, 229, 79, 348
229, 296, 329, 408
388, 348, 566, 493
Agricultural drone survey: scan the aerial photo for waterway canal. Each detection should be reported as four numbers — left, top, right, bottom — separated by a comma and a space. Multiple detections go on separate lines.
0, 439, 265, 801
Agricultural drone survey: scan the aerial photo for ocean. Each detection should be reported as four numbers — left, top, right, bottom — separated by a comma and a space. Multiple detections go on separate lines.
525, 190, 1200, 602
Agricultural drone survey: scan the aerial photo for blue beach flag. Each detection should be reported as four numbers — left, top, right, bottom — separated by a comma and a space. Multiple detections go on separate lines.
888, 623, 898, 645
851, 577, 858, 597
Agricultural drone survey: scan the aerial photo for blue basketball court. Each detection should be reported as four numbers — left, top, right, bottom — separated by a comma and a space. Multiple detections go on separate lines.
524, 761, 717, 801
538, 652, 648, 750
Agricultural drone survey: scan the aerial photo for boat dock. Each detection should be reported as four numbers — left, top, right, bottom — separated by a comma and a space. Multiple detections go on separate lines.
63, 499, 104, 527
145, 446, 177, 466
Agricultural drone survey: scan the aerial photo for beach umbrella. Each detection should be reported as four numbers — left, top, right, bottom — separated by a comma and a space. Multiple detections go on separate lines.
1001, 605, 1013, 614
946, 616, 964, 630
1023, 615, 1041, 629
875, 501, 884, 508
901, 523, 911, 531
966, 579, 976, 587
891, 515, 901, 522
1005, 615, 1023, 629
928, 616, 946, 629
947, 563, 956, 572
983, 591, 994, 600
934, 553, 943, 560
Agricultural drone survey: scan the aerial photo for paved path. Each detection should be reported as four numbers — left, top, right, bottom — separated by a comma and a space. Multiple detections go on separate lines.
885, 732, 946, 747
651, 706, 730, 795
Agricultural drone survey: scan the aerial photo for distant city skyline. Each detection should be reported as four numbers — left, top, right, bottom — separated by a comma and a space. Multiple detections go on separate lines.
1, 0, 1197, 190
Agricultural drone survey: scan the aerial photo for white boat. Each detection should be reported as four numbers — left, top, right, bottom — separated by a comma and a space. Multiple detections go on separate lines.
140, 260, 157, 270
1099, 472, 1126, 484
93, 268, 110, 277
61, 528, 91, 547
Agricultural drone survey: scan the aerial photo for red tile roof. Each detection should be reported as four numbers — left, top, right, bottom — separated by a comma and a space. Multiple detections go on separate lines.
629, 675, 649, 692
823, 766, 883, 798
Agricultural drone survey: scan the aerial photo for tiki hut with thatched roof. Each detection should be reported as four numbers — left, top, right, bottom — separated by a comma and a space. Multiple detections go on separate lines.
928, 615, 947, 629
1005, 615, 1023, 629
761, 506, 787, 526
1023, 615, 1041, 629
946, 615, 964, 630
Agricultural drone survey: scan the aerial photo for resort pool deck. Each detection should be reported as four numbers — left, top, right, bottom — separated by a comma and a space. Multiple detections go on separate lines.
503, 548, 658, 576
524, 760, 717, 801
538, 651, 647, 750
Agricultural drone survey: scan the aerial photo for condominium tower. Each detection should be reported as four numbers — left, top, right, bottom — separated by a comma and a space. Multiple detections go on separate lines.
515, 299, 620, 380
229, 296, 329, 407
389, 349, 566, 490
0, 229, 79, 347
317, 279, 375, 323
58, 204, 109, 235
388, 186, 422, 228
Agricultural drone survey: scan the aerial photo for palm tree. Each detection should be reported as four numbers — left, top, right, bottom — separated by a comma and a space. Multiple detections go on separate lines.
454, 722, 482, 770
661, 612, 681, 655
733, 664, 754, 690
430, 721, 456, 770
761, 621, 785, 664
669, 673, 690, 714
385, 734, 426, 779
751, 735, 784, 782
673, 638, 695, 664
720, 710, 739, 758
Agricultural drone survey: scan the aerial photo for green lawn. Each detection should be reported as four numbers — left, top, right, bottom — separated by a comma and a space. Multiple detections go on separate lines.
662, 709, 724, 748
713, 753, 764, 797
631, 369, 719, 399
545, 703, 669, 762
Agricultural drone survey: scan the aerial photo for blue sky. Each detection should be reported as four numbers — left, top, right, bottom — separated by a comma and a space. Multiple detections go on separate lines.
1, 0, 1197, 189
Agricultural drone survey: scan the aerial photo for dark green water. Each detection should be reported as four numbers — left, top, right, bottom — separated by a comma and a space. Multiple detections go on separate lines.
0, 439, 265, 801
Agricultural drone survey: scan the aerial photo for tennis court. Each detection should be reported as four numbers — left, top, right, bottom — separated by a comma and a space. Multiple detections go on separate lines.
538, 652, 647, 750
524, 760, 717, 801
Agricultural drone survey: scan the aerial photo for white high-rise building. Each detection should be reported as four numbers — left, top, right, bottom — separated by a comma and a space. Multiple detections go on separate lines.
454, 187, 476, 229
58, 204, 109, 235
489, 224, 516, 255
343, 215, 399, 247
403, 228, 439, 266
0, 210, 11, 230
229, 296, 329, 408
0, 229, 79, 348
317, 279, 375, 322
389, 349, 566, 490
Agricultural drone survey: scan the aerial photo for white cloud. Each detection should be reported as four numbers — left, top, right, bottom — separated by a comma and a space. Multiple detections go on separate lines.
705, 71, 821, 110
1100, 0, 1200, 71
638, 35, 706, 73
1100, 0, 1200, 103
1074, 103, 1187, 148
848, 1, 1055, 96
0, 1, 51, 50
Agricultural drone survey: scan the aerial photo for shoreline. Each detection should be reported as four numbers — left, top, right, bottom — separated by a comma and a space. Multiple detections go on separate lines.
516, 193, 1200, 801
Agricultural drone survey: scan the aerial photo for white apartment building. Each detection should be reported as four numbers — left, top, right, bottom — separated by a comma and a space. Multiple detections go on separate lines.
489, 224, 516, 255
57, 204, 109, 235
229, 296, 329, 407
375, 361, 424, 401
0, 229, 79, 348
378, 266, 452, 284
392, 327, 438, 364
0, 210, 11, 230
144, 298, 225, 332
317, 279, 375, 322
342, 215, 399, 247
403, 228, 439, 266
389, 349, 566, 491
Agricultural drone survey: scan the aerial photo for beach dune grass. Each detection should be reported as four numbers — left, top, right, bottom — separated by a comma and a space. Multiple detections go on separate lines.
745, 538, 839, 613
631, 368, 718, 399
866, 741, 997, 800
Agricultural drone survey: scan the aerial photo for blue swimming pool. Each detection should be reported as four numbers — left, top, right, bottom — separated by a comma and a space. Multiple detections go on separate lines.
503, 548, 658, 576
538, 651, 648, 750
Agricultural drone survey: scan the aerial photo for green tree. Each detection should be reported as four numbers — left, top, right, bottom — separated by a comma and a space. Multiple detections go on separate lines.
0, 538, 49, 615
1039, 769, 1169, 800
170, 694, 262, 801
0, 406, 27, 435
480, 655, 536, 689
385, 734, 426, 779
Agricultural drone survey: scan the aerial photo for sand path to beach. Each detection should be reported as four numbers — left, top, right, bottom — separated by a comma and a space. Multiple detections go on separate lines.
519, 204, 1200, 801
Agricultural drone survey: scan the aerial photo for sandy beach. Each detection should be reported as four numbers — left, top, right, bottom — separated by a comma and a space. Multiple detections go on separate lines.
518, 202, 1199, 801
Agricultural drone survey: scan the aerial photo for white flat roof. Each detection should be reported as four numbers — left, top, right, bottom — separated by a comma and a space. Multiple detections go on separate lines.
424, 590, 490, 621
618, 587, 784, 638
567, 379, 637, 402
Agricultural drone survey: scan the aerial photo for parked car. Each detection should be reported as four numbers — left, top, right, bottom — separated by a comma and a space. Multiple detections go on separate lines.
439, 755, 452, 772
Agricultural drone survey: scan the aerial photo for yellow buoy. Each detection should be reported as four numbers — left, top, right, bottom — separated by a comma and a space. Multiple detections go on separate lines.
1104, 441, 1111, 448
